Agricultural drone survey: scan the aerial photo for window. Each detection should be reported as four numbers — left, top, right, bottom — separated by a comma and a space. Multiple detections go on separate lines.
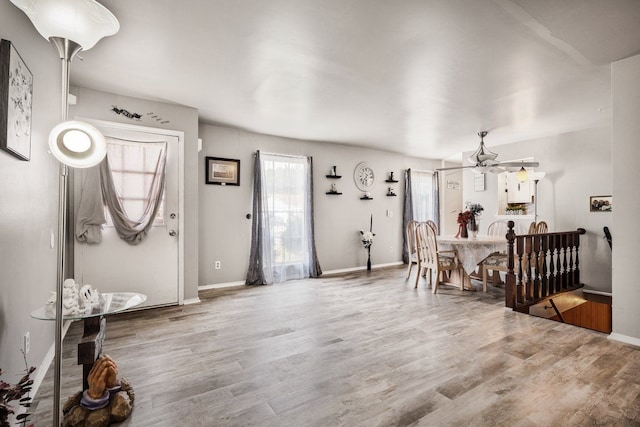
104, 140, 165, 226
411, 170, 434, 222
262, 154, 309, 266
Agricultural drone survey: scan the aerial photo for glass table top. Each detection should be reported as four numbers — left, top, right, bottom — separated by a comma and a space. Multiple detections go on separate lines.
31, 292, 146, 321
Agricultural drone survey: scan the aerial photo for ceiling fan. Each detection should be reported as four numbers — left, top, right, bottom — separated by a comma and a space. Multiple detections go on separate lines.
436, 131, 539, 173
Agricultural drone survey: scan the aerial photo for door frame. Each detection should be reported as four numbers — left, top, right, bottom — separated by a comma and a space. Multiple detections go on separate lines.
74, 117, 185, 305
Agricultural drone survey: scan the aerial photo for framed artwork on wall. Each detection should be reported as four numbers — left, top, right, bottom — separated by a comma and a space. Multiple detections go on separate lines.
0, 39, 32, 161
206, 156, 240, 185
590, 195, 612, 212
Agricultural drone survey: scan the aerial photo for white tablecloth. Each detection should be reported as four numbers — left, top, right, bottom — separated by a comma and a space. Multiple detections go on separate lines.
437, 235, 506, 274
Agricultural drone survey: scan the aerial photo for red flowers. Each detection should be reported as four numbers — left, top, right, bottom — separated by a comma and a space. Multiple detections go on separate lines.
457, 210, 474, 225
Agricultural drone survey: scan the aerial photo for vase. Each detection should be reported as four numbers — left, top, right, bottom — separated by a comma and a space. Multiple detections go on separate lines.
367, 247, 372, 271
467, 216, 479, 238
460, 223, 468, 238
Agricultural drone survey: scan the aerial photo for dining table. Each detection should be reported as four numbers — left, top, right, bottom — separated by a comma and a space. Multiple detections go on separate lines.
437, 235, 507, 290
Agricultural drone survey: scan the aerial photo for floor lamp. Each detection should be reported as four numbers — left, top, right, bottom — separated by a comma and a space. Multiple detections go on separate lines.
529, 172, 546, 223
9, 1, 119, 424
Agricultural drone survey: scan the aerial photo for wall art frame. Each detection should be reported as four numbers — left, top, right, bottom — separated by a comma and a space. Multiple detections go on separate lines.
590, 195, 612, 212
0, 39, 32, 161
206, 156, 240, 186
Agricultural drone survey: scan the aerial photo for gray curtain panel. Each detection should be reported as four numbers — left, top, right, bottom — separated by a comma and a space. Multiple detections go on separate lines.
75, 165, 106, 244
306, 156, 322, 278
432, 172, 440, 232
402, 169, 413, 264
75, 139, 167, 246
246, 151, 267, 285
100, 149, 166, 245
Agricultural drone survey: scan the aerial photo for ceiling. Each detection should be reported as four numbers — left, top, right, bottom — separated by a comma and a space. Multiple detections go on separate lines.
66, 0, 640, 160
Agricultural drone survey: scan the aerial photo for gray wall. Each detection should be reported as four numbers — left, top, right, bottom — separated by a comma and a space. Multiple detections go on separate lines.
612, 53, 640, 344
69, 86, 200, 301
0, 3, 61, 379
461, 126, 613, 292
198, 124, 440, 285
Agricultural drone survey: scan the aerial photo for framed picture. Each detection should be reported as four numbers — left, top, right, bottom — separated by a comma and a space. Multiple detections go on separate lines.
0, 39, 32, 161
206, 156, 240, 185
590, 195, 612, 212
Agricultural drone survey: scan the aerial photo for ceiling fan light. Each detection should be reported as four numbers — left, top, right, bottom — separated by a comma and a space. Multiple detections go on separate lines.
516, 166, 529, 182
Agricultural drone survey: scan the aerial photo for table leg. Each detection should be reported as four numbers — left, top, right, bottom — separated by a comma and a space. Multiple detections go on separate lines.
78, 316, 105, 390
447, 269, 474, 291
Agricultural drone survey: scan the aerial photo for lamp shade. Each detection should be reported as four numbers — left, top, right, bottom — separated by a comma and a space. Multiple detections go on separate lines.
9, 0, 119, 50
49, 120, 107, 168
516, 166, 529, 182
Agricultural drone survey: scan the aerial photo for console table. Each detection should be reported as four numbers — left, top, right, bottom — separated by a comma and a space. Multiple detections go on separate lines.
32, 292, 146, 389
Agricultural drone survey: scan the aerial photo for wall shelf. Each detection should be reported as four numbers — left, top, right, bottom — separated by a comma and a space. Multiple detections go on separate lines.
360, 196, 373, 200
386, 194, 397, 197
325, 175, 342, 179
326, 191, 342, 195
385, 179, 399, 183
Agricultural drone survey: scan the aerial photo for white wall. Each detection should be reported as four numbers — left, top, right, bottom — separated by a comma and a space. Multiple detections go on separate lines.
611, 53, 640, 344
198, 124, 440, 285
0, 4, 62, 380
461, 126, 612, 292
69, 87, 200, 301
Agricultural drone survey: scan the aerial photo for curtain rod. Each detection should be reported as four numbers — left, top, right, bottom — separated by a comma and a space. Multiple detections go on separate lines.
255, 150, 310, 160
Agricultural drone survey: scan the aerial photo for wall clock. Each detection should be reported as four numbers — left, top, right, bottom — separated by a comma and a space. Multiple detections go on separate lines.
354, 162, 375, 191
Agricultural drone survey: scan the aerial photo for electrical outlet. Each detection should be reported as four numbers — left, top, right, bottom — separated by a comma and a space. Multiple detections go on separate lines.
389, 246, 393, 253
24, 332, 30, 355
215, 260, 221, 270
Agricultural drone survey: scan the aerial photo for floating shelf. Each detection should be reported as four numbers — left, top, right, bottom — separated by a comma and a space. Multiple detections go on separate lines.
326, 191, 343, 195
325, 175, 342, 179
360, 196, 373, 200
386, 194, 397, 197
385, 179, 399, 183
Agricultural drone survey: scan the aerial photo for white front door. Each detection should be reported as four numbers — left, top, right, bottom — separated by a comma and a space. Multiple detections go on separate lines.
74, 120, 183, 308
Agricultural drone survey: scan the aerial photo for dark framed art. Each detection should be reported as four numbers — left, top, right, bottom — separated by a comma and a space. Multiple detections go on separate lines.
0, 39, 32, 161
206, 156, 240, 185
590, 195, 612, 212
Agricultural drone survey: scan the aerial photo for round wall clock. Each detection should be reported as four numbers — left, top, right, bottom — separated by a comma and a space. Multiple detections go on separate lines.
354, 162, 375, 191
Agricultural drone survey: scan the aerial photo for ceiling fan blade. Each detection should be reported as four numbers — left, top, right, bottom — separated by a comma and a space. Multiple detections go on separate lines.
436, 165, 476, 171
498, 161, 539, 168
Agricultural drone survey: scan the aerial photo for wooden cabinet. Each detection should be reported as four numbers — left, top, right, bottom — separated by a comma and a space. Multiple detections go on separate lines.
505, 173, 534, 203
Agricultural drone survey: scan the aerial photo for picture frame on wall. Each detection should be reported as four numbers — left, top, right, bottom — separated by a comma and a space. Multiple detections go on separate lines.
206, 156, 240, 185
590, 195, 612, 212
0, 39, 33, 161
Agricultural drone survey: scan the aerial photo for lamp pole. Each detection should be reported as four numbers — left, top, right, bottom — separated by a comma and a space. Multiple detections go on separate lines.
51, 36, 82, 427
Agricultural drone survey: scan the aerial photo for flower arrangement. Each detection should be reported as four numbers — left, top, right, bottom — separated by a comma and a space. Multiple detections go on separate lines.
359, 214, 375, 271
360, 231, 375, 249
1, 354, 35, 427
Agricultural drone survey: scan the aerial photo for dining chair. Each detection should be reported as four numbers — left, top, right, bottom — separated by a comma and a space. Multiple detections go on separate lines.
527, 221, 537, 234
481, 220, 510, 292
535, 221, 548, 233
405, 220, 420, 279
487, 220, 508, 237
416, 222, 463, 293
425, 219, 438, 235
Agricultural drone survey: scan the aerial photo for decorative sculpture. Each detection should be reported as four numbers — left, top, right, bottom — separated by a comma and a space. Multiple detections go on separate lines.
62, 355, 134, 427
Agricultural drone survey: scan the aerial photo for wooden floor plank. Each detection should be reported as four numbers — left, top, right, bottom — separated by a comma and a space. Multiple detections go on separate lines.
31, 266, 640, 426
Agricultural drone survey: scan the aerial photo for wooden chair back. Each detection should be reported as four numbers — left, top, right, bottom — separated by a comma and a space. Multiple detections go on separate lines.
535, 221, 548, 234
425, 220, 438, 235
487, 221, 508, 237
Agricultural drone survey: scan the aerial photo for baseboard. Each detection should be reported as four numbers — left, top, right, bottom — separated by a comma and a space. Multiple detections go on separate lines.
18, 319, 73, 422
199, 280, 245, 291
608, 332, 640, 348
198, 263, 404, 287
323, 261, 403, 275
182, 297, 201, 305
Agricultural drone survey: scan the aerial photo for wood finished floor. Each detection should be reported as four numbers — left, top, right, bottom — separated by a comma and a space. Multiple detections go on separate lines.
32, 266, 640, 426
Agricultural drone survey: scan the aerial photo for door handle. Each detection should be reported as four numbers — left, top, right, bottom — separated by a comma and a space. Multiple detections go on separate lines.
169, 230, 177, 237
